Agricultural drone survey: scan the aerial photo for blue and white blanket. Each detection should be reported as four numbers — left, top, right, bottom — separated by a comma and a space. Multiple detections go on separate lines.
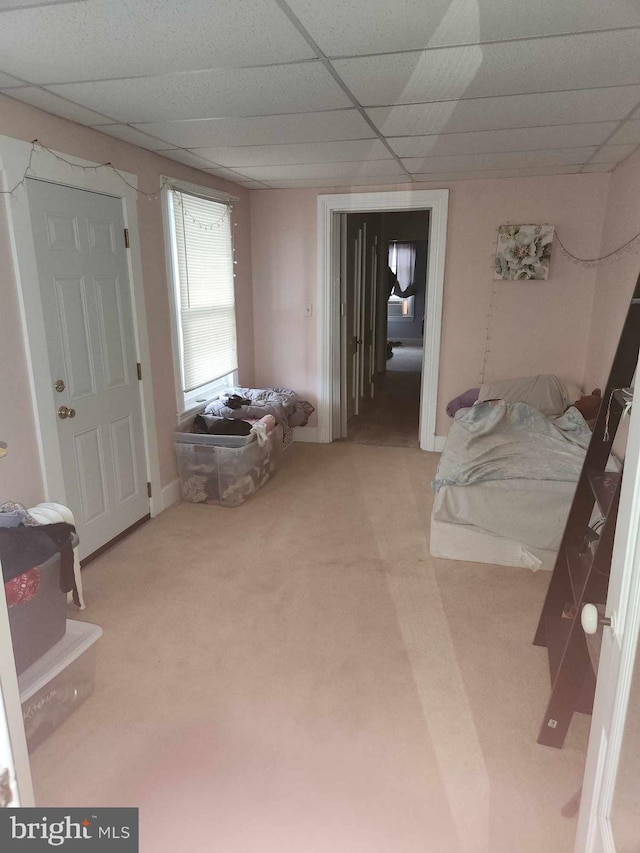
432, 400, 591, 491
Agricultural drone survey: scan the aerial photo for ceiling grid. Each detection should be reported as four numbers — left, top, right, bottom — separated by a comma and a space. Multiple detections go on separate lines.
0, 0, 638, 187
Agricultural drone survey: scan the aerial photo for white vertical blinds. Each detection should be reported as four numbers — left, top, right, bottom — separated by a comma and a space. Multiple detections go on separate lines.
170, 190, 238, 393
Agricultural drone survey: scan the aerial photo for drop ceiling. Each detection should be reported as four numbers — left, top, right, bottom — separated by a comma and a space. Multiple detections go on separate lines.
1, 0, 640, 188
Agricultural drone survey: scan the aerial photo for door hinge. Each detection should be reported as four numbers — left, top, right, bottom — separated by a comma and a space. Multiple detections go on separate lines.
147, 482, 152, 498
124, 228, 130, 248
136, 362, 142, 380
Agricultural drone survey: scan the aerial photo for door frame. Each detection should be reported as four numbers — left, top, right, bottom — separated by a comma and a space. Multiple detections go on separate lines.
0, 135, 161, 515
575, 361, 640, 850
317, 189, 449, 450
0, 555, 34, 807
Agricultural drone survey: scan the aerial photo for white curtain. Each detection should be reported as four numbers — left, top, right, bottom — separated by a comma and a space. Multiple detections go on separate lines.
389, 242, 417, 295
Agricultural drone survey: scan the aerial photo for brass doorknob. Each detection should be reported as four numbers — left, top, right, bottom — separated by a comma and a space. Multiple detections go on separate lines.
57, 406, 76, 420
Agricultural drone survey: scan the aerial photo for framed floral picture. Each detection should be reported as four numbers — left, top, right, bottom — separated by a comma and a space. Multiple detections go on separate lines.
494, 224, 555, 280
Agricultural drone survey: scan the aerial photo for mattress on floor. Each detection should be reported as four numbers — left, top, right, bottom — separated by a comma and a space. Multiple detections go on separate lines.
430, 477, 578, 569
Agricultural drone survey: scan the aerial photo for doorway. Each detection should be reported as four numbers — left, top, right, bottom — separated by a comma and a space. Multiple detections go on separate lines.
316, 189, 449, 451
341, 211, 430, 448
26, 178, 150, 558
0, 135, 161, 558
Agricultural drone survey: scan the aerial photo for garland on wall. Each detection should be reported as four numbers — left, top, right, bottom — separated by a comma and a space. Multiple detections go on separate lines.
480, 222, 640, 383
0, 138, 240, 271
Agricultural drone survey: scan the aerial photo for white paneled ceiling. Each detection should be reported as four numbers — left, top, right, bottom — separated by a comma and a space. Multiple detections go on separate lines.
1, 0, 639, 187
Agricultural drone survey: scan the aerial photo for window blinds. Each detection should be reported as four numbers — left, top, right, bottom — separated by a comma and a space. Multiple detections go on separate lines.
170, 190, 238, 393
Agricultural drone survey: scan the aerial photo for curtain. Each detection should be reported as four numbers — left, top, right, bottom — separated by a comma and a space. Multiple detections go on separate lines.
388, 242, 417, 297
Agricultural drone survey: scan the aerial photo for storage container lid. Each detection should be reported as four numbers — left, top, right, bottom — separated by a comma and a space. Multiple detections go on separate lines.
174, 430, 256, 448
18, 619, 103, 702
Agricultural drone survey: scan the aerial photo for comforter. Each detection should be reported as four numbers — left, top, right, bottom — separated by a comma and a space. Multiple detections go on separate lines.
432, 400, 591, 491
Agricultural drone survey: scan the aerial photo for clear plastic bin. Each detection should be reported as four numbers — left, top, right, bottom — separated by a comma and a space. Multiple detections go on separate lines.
174, 426, 281, 507
18, 619, 102, 751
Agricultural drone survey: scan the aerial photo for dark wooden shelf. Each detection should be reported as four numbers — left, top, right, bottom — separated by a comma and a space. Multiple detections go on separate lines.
565, 544, 593, 608
534, 272, 640, 748
588, 470, 622, 517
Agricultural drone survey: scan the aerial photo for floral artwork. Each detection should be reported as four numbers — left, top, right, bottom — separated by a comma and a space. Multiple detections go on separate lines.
494, 224, 555, 280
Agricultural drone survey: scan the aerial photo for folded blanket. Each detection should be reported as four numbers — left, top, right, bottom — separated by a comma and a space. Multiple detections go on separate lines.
203, 386, 314, 427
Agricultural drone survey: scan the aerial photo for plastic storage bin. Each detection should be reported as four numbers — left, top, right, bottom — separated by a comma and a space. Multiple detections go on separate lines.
8, 551, 67, 674
18, 619, 102, 751
174, 427, 281, 506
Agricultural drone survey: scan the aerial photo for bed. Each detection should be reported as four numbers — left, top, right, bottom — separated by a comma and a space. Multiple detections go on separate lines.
430, 375, 595, 571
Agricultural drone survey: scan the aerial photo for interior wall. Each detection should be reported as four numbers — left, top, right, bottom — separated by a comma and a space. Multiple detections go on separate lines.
0, 95, 254, 502
250, 173, 609, 437
583, 149, 640, 393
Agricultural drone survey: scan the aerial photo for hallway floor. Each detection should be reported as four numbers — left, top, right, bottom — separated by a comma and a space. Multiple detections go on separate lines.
29, 443, 588, 853
344, 344, 423, 448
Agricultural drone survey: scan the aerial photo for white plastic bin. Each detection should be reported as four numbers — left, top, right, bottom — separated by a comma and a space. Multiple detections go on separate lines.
18, 619, 102, 751
174, 426, 281, 506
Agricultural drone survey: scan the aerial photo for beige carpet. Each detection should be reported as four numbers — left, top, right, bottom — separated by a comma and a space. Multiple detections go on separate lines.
30, 443, 589, 852
343, 345, 422, 448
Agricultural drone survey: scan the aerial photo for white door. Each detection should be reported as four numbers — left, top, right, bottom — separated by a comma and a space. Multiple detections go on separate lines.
0, 558, 34, 808
26, 179, 150, 559
576, 365, 640, 851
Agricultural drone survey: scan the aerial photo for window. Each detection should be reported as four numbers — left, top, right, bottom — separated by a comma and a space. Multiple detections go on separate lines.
164, 184, 238, 414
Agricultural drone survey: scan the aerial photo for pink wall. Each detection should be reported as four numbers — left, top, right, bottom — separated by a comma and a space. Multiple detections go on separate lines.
250, 174, 609, 436
0, 95, 254, 501
584, 149, 640, 393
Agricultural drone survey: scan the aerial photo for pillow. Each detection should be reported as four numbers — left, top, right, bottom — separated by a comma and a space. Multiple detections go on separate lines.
446, 388, 480, 417
478, 374, 569, 417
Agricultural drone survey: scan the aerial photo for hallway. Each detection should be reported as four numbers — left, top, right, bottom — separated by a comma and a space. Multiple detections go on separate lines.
344, 344, 423, 448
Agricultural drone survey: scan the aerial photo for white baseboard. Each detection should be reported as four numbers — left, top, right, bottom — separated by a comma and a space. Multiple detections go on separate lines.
161, 478, 181, 511
293, 426, 319, 443
433, 435, 447, 452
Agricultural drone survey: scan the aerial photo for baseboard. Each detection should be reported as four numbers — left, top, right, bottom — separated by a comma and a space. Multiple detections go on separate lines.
293, 426, 319, 443
161, 478, 181, 511
433, 435, 447, 452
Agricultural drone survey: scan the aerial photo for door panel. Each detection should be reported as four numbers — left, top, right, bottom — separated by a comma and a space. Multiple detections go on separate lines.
27, 178, 149, 558
96, 277, 129, 390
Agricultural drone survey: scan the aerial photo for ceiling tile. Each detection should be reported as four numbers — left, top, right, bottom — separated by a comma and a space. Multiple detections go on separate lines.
201, 166, 253, 182
48, 64, 351, 123
193, 139, 391, 168
0, 70, 26, 86
131, 110, 375, 148
581, 164, 616, 172
1, 86, 114, 124
287, 0, 640, 56
388, 123, 617, 158
609, 119, 640, 145
157, 149, 220, 169
410, 165, 583, 182
236, 160, 407, 181
333, 31, 640, 106
589, 144, 637, 164
403, 148, 596, 173
0, 0, 314, 83
366, 87, 640, 136
96, 124, 172, 150
0, 1, 88, 7
234, 180, 271, 189
262, 175, 412, 189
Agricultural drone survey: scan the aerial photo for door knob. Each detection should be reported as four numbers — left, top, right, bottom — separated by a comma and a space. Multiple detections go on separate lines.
581, 603, 612, 635
54, 379, 65, 392
58, 406, 76, 420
